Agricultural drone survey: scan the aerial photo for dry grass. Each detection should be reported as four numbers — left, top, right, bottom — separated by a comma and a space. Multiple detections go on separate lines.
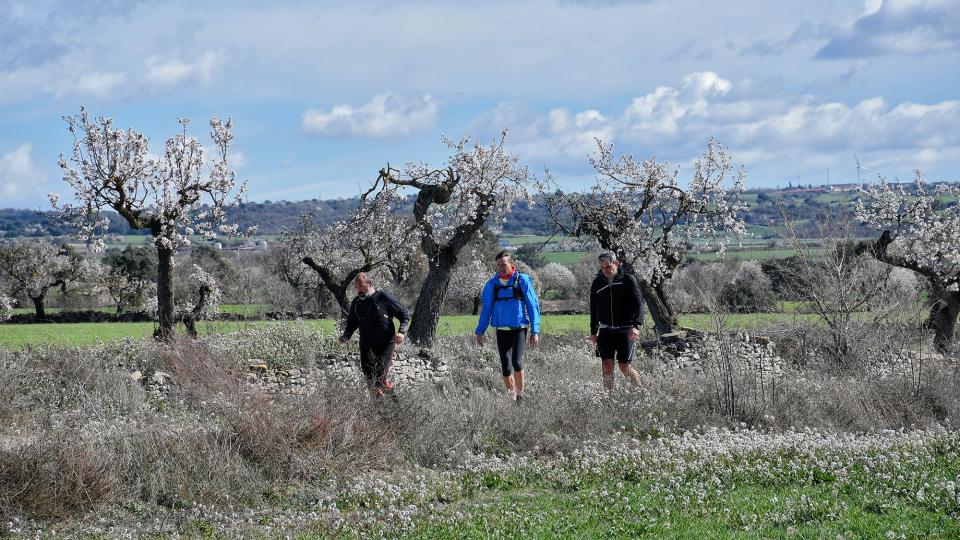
0, 328, 957, 526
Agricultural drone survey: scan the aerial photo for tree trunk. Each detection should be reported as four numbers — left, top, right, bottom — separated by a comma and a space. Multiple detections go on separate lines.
408, 251, 457, 347
155, 244, 175, 341
617, 259, 679, 337
472, 294, 481, 316
637, 278, 679, 335
332, 286, 351, 322
314, 287, 328, 317
31, 295, 46, 319
294, 290, 306, 316
929, 290, 960, 355
301, 256, 361, 322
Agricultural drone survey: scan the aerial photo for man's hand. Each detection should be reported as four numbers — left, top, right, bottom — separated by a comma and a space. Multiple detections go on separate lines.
589, 334, 598, 345
475, 334, 484, 346
338, 335, 349, 344
529, 333, 540, 348
394, 332, 405, 344
628, 327, 640, 342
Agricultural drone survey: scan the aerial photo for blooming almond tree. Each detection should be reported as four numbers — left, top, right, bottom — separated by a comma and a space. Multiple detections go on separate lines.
270, 232, 326, 315
539, 262, 577, 299
144, 264, 222, 337
101, 267, 155, 314
0, 294, 12, 321
283, 190, 419, 319
541, 138, 747, 335
52, 108, 251, 340
371, 132, 532, 346
0, 239, 89, 318
446, 250, 494, 315
179, 264, 223, 337
854, 172, 960, 353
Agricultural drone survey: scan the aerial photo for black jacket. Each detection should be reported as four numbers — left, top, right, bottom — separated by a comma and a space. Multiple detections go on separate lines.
589, 269, 644, 335
342, 290, 410, 347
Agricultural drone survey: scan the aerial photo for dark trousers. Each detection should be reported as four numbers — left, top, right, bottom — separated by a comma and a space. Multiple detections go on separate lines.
359, 341, 396, 390
496, 328, 527, 376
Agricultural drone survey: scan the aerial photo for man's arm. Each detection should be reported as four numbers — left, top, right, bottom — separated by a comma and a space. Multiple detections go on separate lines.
589, 278, 599, 336
520, 274, 541, 335
627, 274, 644, 341
628, 274, 644, 327
339, 300, 358, 342
382, 291, 410, 334
474, 279, 494, 343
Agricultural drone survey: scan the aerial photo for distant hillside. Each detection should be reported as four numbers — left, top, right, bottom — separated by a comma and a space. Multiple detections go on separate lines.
0, 188, 903, 240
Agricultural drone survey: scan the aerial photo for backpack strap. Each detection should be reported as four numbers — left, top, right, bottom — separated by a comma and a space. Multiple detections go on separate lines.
493, 273, 524, 303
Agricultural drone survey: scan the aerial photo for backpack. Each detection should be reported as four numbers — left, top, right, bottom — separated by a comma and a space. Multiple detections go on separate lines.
493, 273, 525, 303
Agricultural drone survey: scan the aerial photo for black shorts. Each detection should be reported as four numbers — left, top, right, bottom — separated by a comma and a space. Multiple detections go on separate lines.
496, 328, 527, 376
596, 327, 635, 364
359, 341, 395, 389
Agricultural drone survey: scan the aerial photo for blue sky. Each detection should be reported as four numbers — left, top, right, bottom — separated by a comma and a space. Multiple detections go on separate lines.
0, 0, 958, 208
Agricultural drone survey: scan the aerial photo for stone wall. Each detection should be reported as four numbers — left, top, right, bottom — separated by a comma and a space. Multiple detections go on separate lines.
642, 330, 785, 381
243, 347, 451, 396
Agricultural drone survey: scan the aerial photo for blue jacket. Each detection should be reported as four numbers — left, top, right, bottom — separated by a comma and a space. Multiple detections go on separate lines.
475, 271, 541, 335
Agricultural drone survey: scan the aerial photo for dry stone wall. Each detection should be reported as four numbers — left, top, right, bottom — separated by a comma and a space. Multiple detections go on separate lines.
642, 330, 785, 381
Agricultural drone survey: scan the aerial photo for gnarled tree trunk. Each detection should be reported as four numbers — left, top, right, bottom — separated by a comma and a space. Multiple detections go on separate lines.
636, 278, 679, 335
407, 250, 457, 347
620, 259, 680, 336
30, 295, 46, 319
871, 229, 960, 355
929, 290, 960, 355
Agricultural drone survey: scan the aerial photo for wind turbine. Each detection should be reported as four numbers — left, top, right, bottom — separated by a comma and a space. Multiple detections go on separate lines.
854, 153, 875, 186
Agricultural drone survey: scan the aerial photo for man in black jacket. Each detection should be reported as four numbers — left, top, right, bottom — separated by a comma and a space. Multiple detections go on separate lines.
590, 252, 644, 390
338, 272, 410, 396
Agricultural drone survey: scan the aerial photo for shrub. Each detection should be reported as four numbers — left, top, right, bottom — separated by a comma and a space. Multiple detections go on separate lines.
538, 262, 577, 299
719, 260, 778, 313
201, 322, 331, 369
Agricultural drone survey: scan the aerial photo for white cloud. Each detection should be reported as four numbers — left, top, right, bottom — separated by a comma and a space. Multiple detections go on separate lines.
0, 144, 41, 201
231, 150, 247, 168
469, 71, 960, 182
302, 94, 438, 139
145, 50, 226, 87
817, 0, 960, 58
71, 71, 127, 99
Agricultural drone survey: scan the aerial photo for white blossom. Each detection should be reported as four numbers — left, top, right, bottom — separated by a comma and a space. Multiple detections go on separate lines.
0, 294, 12, 321
52, 108, 249, 254
543, 138, 747, 286
854, 171, 960, 291
0, 239, 88, 309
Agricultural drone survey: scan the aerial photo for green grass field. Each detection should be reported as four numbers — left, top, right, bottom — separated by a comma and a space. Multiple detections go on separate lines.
327, 427, 960, 538
10, 304, 270, 316
0, 312, 829, 349
398, 452, 959, 538
0, 319, 333, 348
542, 251, 591, 264
689, 247, 814, 262
500, 234, 555, 246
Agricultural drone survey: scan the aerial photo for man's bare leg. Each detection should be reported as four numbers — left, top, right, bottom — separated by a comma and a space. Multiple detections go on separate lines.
503, 375, 516, 400
513, 370, 525, 398
618, 363, 641, 385
601, 359, 615, 391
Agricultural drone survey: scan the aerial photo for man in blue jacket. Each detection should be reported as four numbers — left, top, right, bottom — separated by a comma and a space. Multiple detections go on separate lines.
475, 251, 541, 401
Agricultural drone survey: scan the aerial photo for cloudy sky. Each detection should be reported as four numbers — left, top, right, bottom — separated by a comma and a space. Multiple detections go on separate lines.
1, 0, 958, 208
